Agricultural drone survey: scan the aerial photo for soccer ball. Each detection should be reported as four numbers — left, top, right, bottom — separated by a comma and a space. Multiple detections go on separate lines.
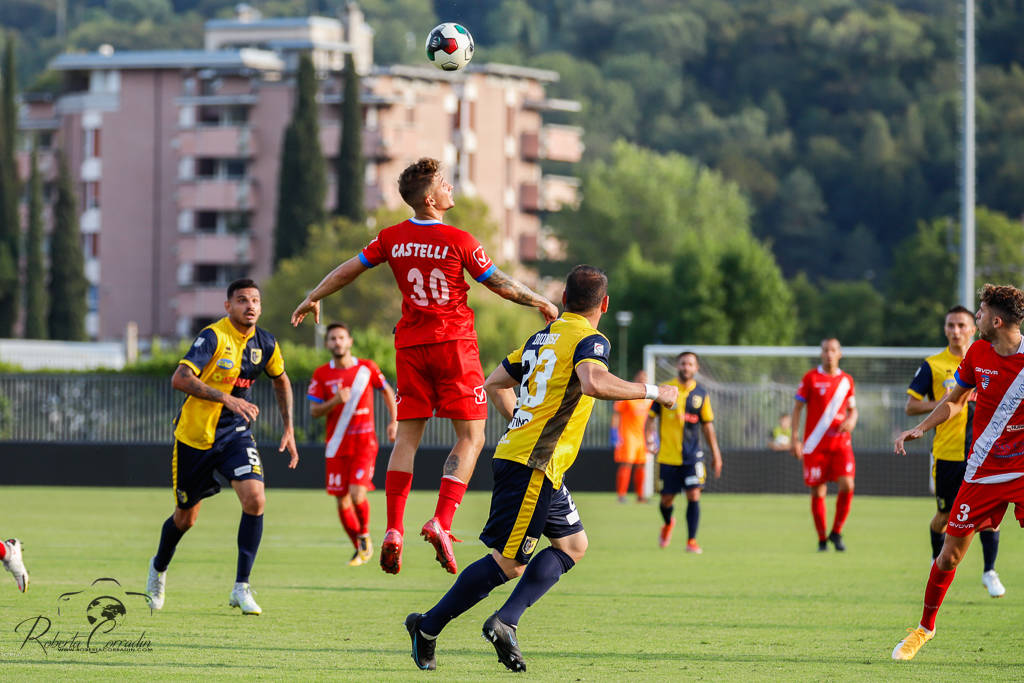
426, 23, 474, 72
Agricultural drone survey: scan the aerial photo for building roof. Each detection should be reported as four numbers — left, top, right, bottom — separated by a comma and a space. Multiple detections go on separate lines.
205, 16, 341, 30
50, 49, 284, 72
372, 62, 560, 84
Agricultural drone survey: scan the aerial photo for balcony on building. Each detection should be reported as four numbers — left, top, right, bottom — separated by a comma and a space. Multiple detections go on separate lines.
179, 125, 257, 157
178, 179, 257, 211
520, 125, 584, 163
178, 232, 253, 263
319, 125, 394, 161
520, 175, 581, 213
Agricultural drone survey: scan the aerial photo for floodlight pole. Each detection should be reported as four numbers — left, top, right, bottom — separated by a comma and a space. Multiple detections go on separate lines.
959, 0, 976, 308
615, 310, 633, 377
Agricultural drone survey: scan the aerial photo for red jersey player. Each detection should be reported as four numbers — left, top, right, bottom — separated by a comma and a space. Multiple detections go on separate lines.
308, 323, 397, 567
292, 158, 558, 575
790, 337, 859, 552
893, 284, 1024, 661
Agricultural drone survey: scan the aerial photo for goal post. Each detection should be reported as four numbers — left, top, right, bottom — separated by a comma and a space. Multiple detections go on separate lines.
640, 344, 941, 499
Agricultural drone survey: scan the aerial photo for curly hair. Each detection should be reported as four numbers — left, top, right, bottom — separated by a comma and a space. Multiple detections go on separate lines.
398, 158, 440, 207
980, 283, 1024, 325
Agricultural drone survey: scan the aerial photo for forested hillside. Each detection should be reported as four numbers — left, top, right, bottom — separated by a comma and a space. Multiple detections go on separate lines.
3, 0, 1024, 347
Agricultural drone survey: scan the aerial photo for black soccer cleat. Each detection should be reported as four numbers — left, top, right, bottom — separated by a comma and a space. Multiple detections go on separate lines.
828, 531, 846, 552
817, 540, 828, 552
405, 613, 436, 670
482, 613, 526, 672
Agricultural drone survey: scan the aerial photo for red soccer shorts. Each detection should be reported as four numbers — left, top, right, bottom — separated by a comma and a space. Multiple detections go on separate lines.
803, 438, 855, 487
944, 476, 1024, 537
326, 431, 378, 494
394, 338, 487, 421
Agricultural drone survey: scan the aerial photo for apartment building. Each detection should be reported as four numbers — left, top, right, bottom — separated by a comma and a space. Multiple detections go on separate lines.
18, 7, 582, 339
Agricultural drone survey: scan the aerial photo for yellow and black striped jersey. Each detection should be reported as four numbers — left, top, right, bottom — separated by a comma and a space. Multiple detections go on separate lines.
651, 379, 714, 466
907, 347, 973, 462
174, 317, 285, 449
494, 312, 610, 488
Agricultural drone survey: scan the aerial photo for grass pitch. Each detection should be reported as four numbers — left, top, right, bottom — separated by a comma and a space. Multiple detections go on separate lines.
1, 486, 1022, 680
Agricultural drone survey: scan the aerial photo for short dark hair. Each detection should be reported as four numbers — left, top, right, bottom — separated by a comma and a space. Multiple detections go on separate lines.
325, 322, 350, 337
821, 337, 840, 347
946, 304, 975, 318
676, 351, 699, 364
226, 278, 260, 299
563, 265, 607, 313
980, 283, 1024, 325
398, 157, 440, 207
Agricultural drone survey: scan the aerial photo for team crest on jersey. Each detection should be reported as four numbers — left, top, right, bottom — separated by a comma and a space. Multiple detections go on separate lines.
594, 343, 604, 355
521, 536, 538, 555
981, 375, 991, 389
473, 245, 490, 268
250, 348, 263, 365
691, 395, 703, 409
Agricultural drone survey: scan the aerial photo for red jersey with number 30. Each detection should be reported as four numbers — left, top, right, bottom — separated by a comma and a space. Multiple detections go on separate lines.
795, 366, 856, 455
359, 218, 495, 348
307, 358, 388, 458
954, 338, 1024, 484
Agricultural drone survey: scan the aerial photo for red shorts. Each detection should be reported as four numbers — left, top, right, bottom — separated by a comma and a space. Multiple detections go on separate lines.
394, 339, 487, 421
326, 432, 377, 494
803, 440, 855, 487
944, 477, 1024, 537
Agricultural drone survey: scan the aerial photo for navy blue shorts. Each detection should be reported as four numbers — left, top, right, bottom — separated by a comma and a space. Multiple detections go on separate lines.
173, 436, 263, 509
659, 459, 706, 495
479, 459, 585, 564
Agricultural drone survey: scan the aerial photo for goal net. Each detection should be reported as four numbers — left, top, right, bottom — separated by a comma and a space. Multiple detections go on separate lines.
640, 344, 942, 497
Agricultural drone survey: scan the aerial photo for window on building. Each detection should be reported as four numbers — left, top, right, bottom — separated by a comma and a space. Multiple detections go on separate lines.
82, 233, 100, 259
87, 285, 99, 313
196, 158, 217, 178
191, 317, 217, 336
195, 211, 218, 233
194, 264, 248, 286
506, 105, 515, 133
223, 159, 247, 179
83, 181, 100, 210
36, 132, 53, 149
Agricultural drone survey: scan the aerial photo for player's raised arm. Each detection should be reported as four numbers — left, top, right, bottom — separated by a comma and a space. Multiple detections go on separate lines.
895, 384, 971, 455
576, 362, 678, 407
291, 256, 369, 326
481, 267, 559, 323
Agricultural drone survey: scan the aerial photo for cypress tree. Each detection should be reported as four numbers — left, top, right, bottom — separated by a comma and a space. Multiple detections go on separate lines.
24, 141, 45, 338
0, 36, 19, 336
335, 52, 364, 222
274, 53, 326, 263
47, 151, 87, 340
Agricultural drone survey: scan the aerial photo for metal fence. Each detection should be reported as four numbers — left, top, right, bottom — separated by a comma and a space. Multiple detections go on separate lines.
0, 374, 616, 448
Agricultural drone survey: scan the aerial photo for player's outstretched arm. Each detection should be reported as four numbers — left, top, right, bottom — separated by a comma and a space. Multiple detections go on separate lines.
272, 372, 299, 468
291, 256, 369, 326
484, 364, 519, 421
172, 365, 259, 422
576, 363, 678, 407
481, 267, 559, 323
895, 384, 970, 456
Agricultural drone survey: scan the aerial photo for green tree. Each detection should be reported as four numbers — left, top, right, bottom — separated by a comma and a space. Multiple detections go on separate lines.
334, 53, 364, 222
47, 152, 87, 340
0, 36, 19, 336
274, 53, 326, 263
24, 142, 45, 338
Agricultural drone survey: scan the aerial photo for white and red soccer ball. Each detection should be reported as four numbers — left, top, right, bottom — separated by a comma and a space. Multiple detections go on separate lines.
426, 22, 475, 72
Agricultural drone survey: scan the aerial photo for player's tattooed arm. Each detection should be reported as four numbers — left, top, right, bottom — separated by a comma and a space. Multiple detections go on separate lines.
172, 365, 259, 422
483, 268, 559, 322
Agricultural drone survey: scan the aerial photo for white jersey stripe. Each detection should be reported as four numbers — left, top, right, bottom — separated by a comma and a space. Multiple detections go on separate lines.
965, 363, 1024, 483
804, 377, 850, 454
325, 365, 371, 459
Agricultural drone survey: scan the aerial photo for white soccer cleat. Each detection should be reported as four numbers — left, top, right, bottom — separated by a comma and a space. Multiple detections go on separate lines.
3, 539, 29, 592
146, 556, 166, 609
982, 569, 1006, 598
229, 582, 262, 615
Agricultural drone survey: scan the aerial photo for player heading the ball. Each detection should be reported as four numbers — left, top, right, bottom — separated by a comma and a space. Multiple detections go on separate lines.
292, 158, 557, 576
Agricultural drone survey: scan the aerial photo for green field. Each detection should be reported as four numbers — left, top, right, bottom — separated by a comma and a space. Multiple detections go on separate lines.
1, 486, 1022, 680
